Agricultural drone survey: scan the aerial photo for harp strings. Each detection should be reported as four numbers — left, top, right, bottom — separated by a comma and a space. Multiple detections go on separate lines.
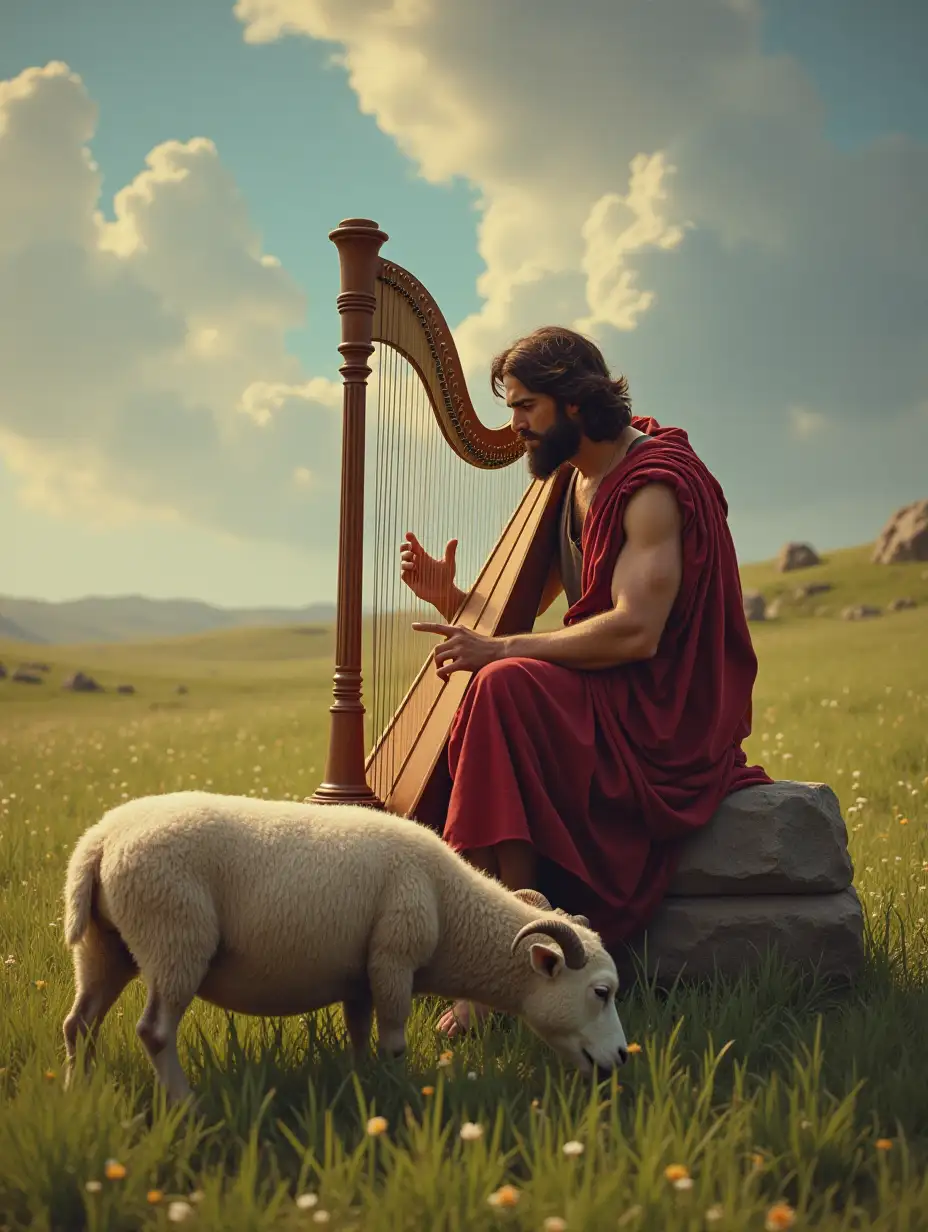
361, 290, 530, 798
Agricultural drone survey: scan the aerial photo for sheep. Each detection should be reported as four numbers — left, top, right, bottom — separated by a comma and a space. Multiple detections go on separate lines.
62, 790, 630, 1104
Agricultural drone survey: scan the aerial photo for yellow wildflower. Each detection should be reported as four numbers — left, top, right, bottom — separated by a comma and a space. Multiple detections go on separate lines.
147, 1190, 163, 1204
875, 1138, 893, 1151
626, 1042, 642, 1054
664, 1164, 690, 1182
104, 1159, 126, 1180
421, 1085, 435, 1096
366, 1115, 388, 1136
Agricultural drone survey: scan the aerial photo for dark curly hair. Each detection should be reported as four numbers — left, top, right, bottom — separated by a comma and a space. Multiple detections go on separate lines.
489, 326, 632, 441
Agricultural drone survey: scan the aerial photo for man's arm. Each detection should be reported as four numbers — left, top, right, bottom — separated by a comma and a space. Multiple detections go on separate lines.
499, 482, 683, 669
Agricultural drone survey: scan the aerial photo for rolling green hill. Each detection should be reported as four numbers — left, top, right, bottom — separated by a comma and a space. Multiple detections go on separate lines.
1, 540, 924, 717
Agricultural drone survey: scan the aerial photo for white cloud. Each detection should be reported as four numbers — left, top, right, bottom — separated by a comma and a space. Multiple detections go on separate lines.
788, 405, 828, 441
0, 60, 341, 547
234, 0, 928, 532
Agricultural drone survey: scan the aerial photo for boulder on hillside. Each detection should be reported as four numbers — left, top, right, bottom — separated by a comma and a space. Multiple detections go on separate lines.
872, 498, 928, 564
743, 590, 767, 621
841, 604, 882, 621
794, 582, 832, 599
668, 780, 853, 897
117, 683, 136, 695
11, 667, 43, 684
62, 671, 103, 692
0, 662, 6, 679
777, 542, 821, 571
888, 597, 917, 612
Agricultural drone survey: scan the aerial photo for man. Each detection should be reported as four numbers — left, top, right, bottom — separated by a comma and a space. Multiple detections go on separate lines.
401, 325, 769, 1035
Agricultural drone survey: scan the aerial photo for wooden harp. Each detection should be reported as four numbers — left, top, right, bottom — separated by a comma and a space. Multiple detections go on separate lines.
310, 218, 568, 829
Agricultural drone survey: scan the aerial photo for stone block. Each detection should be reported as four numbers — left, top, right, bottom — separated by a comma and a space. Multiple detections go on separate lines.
614, 886, 864, 987
668, 780, 853, 897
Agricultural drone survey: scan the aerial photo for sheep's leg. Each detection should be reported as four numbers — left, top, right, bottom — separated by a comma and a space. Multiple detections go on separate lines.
63, 926, 137, 1087
342, 986, 373, 1059
136, 984, 196, 1106
118, 877, 219, 1106
368, 956, 414, 1059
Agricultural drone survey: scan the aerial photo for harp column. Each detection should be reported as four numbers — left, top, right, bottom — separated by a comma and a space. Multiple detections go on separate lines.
311, 218, 388, 808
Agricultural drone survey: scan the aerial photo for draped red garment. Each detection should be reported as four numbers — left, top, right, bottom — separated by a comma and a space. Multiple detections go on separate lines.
441, 417, 771, 950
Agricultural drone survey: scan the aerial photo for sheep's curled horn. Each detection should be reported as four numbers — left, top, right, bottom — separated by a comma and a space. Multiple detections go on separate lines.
510, 917, 588, 969
512, 888, 591, 931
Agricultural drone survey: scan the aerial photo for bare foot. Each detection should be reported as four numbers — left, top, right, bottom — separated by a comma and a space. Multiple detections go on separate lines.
436, 1000, 492, 1037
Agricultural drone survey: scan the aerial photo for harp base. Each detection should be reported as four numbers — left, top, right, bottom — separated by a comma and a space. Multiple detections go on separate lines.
308, 782, 384, 810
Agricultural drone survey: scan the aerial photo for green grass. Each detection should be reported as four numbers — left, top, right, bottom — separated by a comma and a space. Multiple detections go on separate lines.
1, 559, 928, 1228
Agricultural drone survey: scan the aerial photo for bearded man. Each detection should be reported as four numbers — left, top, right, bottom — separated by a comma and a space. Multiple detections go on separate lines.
402, 326, 769, 1035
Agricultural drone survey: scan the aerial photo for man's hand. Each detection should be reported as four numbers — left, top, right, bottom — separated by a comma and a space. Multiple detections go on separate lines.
410, 622, 504, 680
400, 533, 466, 621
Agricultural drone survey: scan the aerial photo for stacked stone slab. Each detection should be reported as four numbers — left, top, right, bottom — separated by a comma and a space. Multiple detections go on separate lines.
613, 781, 864, 986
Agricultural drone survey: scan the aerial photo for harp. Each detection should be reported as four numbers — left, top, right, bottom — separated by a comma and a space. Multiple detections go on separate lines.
310, 218, 569, 828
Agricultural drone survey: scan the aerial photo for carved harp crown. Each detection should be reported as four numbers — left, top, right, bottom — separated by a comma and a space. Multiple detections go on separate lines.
310, 218, 568, 828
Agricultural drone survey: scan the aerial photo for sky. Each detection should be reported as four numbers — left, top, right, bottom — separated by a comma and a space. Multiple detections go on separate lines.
1, 0, 926, 608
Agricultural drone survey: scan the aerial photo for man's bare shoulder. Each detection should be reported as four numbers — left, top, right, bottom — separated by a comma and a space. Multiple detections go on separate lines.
623, 482, 682, 545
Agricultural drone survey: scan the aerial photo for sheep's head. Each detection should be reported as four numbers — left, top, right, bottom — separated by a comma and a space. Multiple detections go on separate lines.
509, 889, 628, 1076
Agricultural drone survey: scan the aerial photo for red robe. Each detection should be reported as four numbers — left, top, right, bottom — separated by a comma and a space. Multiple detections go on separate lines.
441, 417, 771, 950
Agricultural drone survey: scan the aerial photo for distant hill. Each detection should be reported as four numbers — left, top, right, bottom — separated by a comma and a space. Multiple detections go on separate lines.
0, 594, 337, 645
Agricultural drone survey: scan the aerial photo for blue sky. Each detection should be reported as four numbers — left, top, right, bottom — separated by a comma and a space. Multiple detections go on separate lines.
2, 0, 926, 607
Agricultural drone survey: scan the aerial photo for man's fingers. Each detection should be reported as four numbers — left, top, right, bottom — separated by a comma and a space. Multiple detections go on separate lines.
411, 621, 455, 636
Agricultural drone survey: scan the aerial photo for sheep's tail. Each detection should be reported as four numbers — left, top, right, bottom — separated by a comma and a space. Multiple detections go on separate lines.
64, 828, 105, 946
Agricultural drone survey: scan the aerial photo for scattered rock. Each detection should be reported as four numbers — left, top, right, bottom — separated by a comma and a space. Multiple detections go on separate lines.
794, 582, 832, 599
888, 597, 917, 612
743, 590, 766, 621
615, 887, 863, 986
668, 781, 853, 896
11, 667, 43, 684
117, 684, 136, 695
766, 598, 782, 620
841, 604, 882, 621
20, 661, 51, 672
62, 671, 103, 692
176, 684, 188, 695
0, 662, 6, 679
777, 542, 821, 572
872, 498, 928, 564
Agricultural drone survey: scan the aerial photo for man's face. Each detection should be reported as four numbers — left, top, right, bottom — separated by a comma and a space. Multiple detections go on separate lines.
504, 375, 581, 480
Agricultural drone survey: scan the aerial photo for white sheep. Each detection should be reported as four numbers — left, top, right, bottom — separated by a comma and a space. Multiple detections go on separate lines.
62, 790, 629, 1104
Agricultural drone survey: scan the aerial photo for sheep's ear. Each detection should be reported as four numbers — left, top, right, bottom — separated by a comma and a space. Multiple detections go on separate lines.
529, 942, 565, 979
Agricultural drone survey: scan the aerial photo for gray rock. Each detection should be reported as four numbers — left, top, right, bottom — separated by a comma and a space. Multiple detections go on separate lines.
777, 541, 821, 571
668, 781, 853, 896
888, 597, 917, 612
615, 886, 864, 986
62, 671, 103, 692
841, 604, 882, 621
872, 498, 928, 564
11, 667, 43, 684
743, 590, 766, 621
794, 582, 832, 599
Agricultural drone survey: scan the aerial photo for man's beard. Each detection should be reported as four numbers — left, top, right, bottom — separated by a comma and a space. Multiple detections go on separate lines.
522, 410, 582, 480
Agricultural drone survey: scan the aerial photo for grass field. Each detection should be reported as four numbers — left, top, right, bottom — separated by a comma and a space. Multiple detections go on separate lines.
1, 551, 927, 1229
